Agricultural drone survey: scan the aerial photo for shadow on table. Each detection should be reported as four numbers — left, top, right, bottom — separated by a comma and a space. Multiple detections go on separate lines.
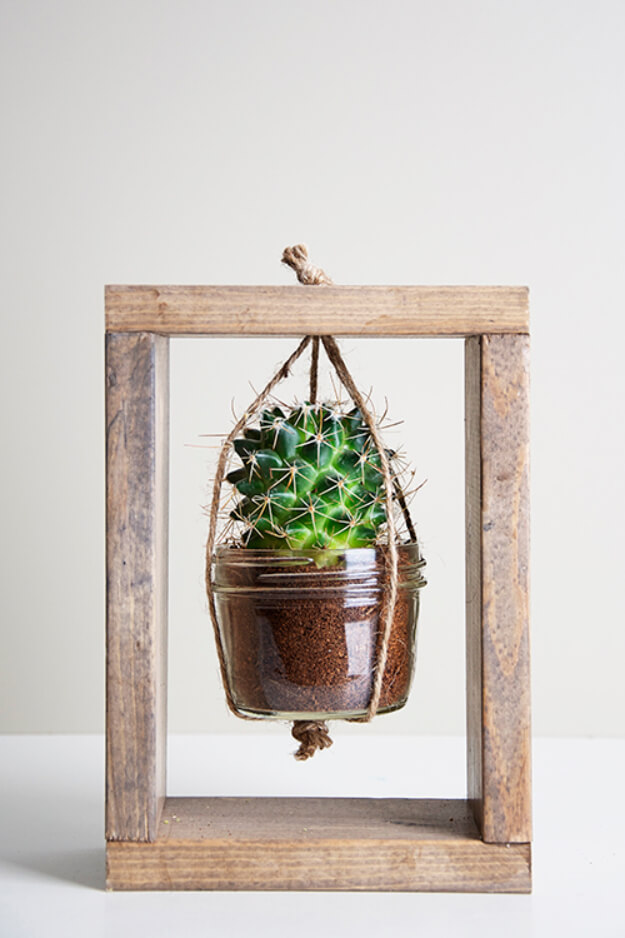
1, 769, 106, 890
5, 848, 105, 890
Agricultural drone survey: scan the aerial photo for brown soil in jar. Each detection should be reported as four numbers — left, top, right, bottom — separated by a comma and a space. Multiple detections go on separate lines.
216, 550, 418, 717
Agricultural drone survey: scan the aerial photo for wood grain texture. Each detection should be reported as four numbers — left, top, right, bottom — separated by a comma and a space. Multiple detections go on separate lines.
106, 797, 531, 892
105, 285, 529, 337
465, 337, 484, 832
103, 289, 531, 894
106, 333, 169, 842
465, 335, 531, 844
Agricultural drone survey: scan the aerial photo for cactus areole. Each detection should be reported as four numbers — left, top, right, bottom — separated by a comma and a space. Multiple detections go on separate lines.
226, 402, 397, 551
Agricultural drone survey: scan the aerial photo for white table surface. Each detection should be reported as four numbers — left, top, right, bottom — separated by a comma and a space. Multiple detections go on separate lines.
1, 734, 624, 938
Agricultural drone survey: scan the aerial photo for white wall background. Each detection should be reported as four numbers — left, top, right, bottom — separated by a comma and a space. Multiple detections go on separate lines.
1, 0, 624, 737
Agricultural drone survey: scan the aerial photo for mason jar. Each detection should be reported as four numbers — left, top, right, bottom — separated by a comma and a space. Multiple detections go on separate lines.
211, 542, 426, 721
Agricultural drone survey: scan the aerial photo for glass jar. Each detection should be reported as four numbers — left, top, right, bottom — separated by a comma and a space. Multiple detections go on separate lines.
211, 543, 426, 721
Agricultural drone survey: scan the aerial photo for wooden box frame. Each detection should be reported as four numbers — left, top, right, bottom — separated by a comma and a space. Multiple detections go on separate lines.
105, 285, 531, 892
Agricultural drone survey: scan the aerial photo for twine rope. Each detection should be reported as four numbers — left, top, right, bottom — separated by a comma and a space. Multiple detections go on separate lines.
280, 245, 402, 724
205, 334, 313, 721
205, 245, 410, 757
320, 335, 399, 723
282, 244, 333, 285
309, 335, 320, 404
393, 478, 417, 543
291, 721, 333, 761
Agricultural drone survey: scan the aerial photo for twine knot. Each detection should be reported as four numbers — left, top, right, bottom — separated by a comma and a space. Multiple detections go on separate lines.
291, 721, 334, 760
282, 244, 333, 285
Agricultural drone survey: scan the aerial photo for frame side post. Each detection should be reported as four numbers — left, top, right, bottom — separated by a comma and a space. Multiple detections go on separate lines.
106, 332, 169, 842
465, 337, 484, 829
466, 334, 531, 844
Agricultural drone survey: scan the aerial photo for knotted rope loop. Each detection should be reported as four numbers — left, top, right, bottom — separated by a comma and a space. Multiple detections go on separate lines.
291, 721, 333, 761
282, 244, 334, 285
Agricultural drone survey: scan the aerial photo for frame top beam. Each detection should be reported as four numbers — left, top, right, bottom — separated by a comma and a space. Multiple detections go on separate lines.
105, 285, 529, 337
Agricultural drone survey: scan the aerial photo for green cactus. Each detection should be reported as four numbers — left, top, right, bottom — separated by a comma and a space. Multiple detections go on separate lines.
226, 401, 399, 550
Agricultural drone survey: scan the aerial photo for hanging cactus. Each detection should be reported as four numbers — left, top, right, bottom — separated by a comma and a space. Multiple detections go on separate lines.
225, 402, 397, 550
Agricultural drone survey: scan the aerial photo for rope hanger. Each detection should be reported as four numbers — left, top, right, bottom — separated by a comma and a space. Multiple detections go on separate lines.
205, 245, 413, 759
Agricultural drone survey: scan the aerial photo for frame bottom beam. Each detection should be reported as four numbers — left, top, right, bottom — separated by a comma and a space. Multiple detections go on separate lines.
106, 797, 530, 892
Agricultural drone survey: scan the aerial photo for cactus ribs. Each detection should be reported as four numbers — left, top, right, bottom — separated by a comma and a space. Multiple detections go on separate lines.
224, 401, 404, 550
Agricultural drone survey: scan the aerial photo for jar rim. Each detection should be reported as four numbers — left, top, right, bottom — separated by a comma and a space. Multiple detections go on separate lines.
212, 542, 426, 590
214, 541, 423, 559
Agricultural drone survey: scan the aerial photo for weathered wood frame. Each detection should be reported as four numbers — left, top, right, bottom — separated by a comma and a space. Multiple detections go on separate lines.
105, 285, 531, 892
